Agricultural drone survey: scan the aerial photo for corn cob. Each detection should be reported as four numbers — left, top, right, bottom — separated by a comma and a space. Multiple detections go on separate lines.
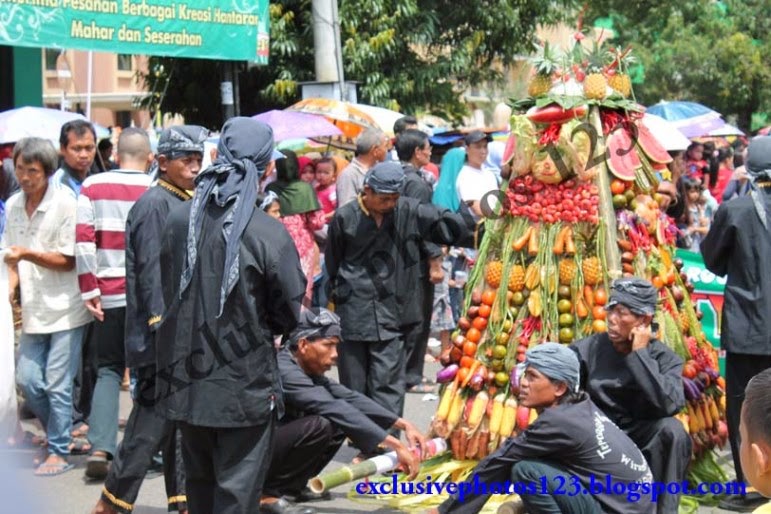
499, 398, 518, 438
467, 392, 490, 431
436, 382, 457, 421
489, 393, 506, 436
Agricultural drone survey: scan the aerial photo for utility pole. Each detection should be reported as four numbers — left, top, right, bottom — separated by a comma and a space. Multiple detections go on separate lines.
221, 62, 235, 122
312, 0, 345, 100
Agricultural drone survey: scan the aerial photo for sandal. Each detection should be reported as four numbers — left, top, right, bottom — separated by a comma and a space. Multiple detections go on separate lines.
69, 436, 92, 455
71, 424, 89, 438
34, 456, 74, 477
85, 453, 110, 481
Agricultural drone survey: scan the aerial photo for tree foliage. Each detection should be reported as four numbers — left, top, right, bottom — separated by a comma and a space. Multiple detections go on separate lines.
139, 0, 574, 128
586, 0, 770, 131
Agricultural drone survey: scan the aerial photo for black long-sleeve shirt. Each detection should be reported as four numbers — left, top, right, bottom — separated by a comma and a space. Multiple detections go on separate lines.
325, 196, 476, 341
157, 201, 306, 427
124, 182, 190, 368
701, 192, 771, 355
438, 394, 654, 514
278, 348, 398, 452
571, 334, 685, 427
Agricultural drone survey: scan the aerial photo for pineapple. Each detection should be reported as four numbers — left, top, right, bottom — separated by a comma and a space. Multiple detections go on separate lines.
608, 73, 631, 98
582, 257, 602, 286
508, 265, 525, 292
486, 261, 503, 288
528, 42, 559, 98
607, 48, 635, 98
559, 259, 577, 285
583, 42, 608, 100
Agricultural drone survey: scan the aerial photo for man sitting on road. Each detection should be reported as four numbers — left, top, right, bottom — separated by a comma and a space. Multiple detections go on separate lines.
571, 277, 690, 514
432, 343, 654, 514
261, 307, 425, 514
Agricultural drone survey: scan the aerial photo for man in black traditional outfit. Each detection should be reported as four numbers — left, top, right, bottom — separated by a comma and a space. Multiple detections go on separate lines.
325, 161, 477, 425
261, 307, 425, 514
90, 125, 208, 514
157, 118, 306, 514
397, 128, 444, 393
433, 343, 654, 514
571, 277, 690, 514
702, 136, 771, 512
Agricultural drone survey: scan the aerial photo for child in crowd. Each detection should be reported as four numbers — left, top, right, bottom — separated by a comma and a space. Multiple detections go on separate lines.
430, 247, 456, 356
298, 156, 316, 184
314, 157, 338, 222
257, 191, 281, 219
738, 368, 771, 512
676, 177, 710, 252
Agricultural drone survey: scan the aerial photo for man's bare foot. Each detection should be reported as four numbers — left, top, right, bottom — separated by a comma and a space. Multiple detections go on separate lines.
34, 454, 74, 476
91, 498, 118, 514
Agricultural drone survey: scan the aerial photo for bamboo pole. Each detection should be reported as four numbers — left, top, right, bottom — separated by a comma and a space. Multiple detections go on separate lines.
308, 438, 448, 493
588, 106, 621, 279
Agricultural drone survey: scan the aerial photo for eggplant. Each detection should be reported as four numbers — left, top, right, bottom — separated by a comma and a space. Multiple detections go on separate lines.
436, 364, 459, 384
509, 365, 521, 394
682, 378, 700, 401
705, 368, 720, 381
469, 373, 485, 392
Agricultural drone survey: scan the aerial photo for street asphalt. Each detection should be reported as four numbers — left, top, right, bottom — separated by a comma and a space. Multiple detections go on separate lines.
4, 359, 744, 513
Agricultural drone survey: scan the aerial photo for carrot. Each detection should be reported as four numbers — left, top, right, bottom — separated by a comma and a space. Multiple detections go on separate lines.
461, 360, 480, 388
528, 226, 539, 256
553, 226, 570, 255
564, 227, 576, 255
512, 227, 532, 251
583, 285, 594, 307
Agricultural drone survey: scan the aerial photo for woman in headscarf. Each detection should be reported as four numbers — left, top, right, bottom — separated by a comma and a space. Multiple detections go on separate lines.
432, 146, 466, 212
267, 150, 326, 303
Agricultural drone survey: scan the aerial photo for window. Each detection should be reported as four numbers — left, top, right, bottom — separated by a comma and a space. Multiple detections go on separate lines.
117, 54, 133, 71
44, 49, 59, 71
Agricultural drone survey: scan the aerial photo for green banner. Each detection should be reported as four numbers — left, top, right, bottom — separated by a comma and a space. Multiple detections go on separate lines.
0, 0, 270, 63
676, 249, 726, 374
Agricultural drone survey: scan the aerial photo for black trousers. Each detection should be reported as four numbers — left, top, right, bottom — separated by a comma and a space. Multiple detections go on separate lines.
72, 321, 96, 428
337, 337, 406, 418
263, 415, 345, 498
404, 279, 435, 388
725, 352, 771, 484
622, 417, 692, 514
179, 416, 275, 514
101, 366, 186, 514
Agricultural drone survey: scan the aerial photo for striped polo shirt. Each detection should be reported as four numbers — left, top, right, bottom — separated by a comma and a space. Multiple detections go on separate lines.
75, 169, 152, 309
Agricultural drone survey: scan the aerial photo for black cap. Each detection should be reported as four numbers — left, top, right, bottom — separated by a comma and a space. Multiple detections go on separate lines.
464, 130, 492, 146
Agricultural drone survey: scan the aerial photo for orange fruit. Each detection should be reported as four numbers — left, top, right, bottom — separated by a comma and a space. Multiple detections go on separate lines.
457, 367, 470, 383
463, 341, 478, 357
652, 276, 664, 289
592, 319, 607, 333
592, 305, 606, 320
466, 327, 482, 343
472, 316, 488, 331
481, 290, 497, 306
610, 179, 627, 195
594, 287, 607, 306
459, 356, 475, 369
478, 304, 492, 319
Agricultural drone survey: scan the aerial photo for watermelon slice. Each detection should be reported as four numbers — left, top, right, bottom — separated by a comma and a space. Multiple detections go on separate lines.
502, 132, 517, 165
635, 121, 673, 164
606, 128, 642, 181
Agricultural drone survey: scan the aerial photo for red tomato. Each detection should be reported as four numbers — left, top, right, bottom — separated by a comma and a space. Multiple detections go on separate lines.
460, 355, 475, 369
610, 179, 626, 195
478, 304, 492, 318
463, 341, 478, 357
472, 316, 488, 331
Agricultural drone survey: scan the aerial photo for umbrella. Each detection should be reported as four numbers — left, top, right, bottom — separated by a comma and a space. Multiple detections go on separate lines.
252, 110, 342, 141
353, 104, 404, 136
707, 124, 744, 137
641, 114, 692, 152
286, 98, 378, 138
646, 101, 725, 138
0, 107, 88, 145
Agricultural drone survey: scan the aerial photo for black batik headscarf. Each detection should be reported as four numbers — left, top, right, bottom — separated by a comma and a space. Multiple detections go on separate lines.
149, 125, 209, 179
745, 137, 771, 229
179, 117, 277, 316
606, 277, 658, 316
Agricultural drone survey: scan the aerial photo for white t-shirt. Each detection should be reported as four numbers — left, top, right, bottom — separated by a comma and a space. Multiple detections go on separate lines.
455, 164, 499, 203
2, 186, 91, 334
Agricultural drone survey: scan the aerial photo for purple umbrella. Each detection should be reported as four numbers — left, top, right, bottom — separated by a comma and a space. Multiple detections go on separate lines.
252, 110, 342, 141
646, 101, 726, 138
